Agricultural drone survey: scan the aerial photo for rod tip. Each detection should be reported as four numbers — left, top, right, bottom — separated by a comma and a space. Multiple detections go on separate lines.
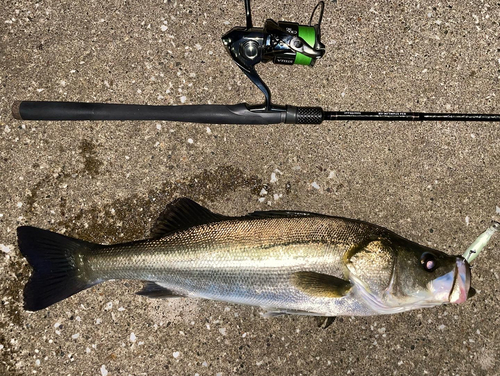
12, 101, 22, 120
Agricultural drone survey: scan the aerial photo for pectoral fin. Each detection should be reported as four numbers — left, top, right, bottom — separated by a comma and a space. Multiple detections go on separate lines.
291, 271, 352, 298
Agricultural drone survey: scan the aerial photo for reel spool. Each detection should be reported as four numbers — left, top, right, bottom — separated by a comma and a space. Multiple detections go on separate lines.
222, 1, 325, 110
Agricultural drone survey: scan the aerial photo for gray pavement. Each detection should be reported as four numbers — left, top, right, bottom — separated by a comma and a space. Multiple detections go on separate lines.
1, 0, 499, 375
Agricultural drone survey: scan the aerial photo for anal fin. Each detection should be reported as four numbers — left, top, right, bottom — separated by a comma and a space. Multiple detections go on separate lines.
136, 282, 185, 299
261, 308, 326, 318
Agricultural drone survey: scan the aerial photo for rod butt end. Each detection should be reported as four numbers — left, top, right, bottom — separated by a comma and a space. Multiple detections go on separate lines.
12, 101, 22, 120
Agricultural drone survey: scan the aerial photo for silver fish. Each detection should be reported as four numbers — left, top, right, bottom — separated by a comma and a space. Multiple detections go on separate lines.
18, 198, 472, 316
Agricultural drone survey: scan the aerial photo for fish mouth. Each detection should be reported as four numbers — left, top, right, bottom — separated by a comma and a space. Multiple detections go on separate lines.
428, 257, 471, 304
448, 257, 471, 304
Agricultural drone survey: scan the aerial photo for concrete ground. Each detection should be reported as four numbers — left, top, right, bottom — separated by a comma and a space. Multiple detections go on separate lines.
1, 0, 499, 375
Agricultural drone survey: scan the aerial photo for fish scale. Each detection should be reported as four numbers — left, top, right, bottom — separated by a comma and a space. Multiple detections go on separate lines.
84, 217, 370, 315
17, 198, 472, 315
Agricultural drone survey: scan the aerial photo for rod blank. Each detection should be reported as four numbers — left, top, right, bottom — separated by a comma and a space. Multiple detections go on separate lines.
324, 111, 500, 122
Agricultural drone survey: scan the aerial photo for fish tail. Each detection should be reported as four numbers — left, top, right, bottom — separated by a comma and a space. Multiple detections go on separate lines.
17, 226, 102, 311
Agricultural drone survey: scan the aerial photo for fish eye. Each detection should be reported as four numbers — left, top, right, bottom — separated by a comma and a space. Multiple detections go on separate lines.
421, 252, 437, 272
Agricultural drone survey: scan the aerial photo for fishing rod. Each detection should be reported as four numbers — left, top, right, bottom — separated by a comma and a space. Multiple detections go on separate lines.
11, 1, 500, 124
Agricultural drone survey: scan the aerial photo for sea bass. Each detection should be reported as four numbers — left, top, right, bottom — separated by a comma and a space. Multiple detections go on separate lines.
18, 198, 472, 316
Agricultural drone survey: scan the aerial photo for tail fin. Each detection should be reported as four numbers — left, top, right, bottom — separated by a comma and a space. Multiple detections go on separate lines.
17, 226, 101, 311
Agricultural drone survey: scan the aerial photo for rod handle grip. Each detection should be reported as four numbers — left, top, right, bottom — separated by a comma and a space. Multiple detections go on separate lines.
12, 101, 287, 124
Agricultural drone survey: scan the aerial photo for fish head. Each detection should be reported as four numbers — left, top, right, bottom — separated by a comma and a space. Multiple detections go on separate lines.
390, 242, 472, 307
346, 238, 472, 314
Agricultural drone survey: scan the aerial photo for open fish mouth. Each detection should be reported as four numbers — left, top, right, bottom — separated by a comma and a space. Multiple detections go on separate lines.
448, 258, 471, 304
428, 257, 471, 305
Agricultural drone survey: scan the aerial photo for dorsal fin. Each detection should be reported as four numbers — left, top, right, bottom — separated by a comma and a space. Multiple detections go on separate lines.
151, 199, 331, 238
244, 210, 330, 220
150, 198, 230, 238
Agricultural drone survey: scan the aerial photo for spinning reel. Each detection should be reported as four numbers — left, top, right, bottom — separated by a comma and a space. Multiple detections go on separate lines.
12, 0, 500, 124
222, 0, 325, 110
